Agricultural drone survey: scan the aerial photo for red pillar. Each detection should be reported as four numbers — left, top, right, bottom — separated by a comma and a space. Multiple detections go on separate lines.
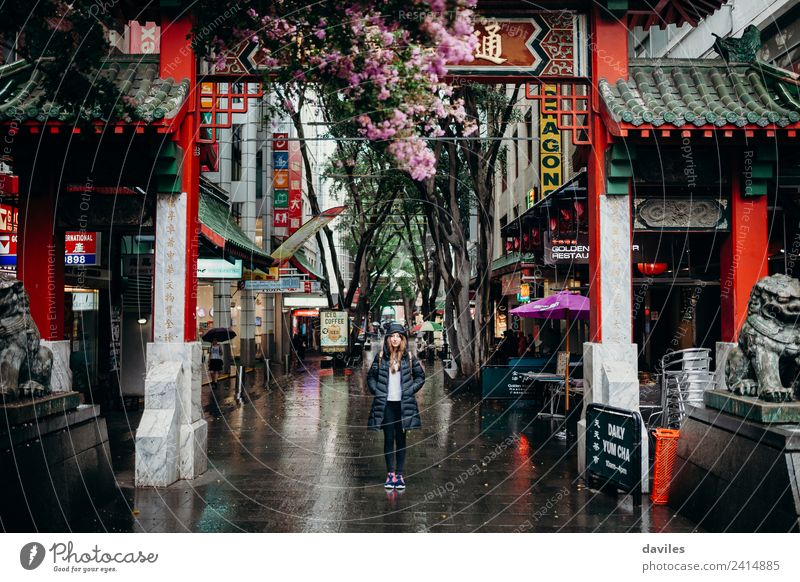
18, 171, 64, 340
720, 163, 768, 341
588, 6, 629, 342
160, 14, 199, 342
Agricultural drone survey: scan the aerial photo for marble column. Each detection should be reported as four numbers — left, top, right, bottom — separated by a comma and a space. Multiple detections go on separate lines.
239, 113, 259, 365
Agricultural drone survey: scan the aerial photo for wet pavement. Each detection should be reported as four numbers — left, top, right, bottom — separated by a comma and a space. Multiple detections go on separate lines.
75, 353, 701, 533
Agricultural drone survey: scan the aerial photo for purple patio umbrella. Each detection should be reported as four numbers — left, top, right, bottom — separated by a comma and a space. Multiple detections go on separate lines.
510, 291, 590, 411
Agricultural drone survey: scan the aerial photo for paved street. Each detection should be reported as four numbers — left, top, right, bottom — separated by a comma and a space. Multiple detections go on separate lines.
76, 354, 699, 533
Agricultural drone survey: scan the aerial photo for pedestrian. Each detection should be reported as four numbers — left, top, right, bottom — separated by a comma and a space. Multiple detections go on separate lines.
416, 335, 427, 358
517, 332, 526, 358
291, 332, 306, 371
208, 339, 224, 386
367, 322, 426, 490
526, 333, 536, 356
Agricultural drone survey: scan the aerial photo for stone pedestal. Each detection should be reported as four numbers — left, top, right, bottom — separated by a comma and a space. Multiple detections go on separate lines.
135, 342, 207, 486
0, 404, 115, 531
578, 342, 649, 493
40, 339, 72, 393
669, 404, 800, 532
714, 341, 737, 392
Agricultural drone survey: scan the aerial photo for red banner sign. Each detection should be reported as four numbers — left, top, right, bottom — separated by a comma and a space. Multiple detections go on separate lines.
288, 141, 303, 234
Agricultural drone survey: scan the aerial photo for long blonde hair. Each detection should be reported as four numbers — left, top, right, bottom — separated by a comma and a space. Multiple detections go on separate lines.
388, 335, 407, 373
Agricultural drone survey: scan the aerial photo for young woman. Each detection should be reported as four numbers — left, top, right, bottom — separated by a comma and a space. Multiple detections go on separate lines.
208, 339, 224, 385
367, 322, 425, 490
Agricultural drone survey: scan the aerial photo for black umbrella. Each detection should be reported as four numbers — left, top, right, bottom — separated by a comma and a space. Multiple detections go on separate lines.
202, 327, 237, 343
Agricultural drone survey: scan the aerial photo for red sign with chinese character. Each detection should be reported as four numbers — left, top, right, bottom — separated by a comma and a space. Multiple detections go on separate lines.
273, 133, 288, 151
288, 141, 303, 234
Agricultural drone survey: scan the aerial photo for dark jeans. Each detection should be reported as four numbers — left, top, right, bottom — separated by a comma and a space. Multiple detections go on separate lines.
382, 401, 407, 474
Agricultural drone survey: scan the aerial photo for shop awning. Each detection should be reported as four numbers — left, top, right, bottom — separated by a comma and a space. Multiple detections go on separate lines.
0, 55, 189, 124
600, 59, 800, 135
501, 170, 587, 238
198, 179, 276, 270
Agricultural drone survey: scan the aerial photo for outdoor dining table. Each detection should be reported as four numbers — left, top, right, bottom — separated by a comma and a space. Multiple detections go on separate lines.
519, 371, 581, 419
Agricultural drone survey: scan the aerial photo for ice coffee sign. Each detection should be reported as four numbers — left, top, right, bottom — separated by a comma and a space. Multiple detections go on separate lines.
320, 310, 349, 353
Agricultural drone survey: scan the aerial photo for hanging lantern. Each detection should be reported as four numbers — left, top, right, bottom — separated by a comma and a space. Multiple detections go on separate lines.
549, 216, 558, 232
637, 262, 668, 276
513, 237, 520, 250
506, 239, 513, 252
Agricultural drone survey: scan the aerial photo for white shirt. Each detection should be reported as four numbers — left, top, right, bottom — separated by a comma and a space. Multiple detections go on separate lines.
387, 368, 402, 401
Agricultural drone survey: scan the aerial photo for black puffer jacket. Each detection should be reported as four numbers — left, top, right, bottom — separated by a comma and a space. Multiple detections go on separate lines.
367, 339, 426, 431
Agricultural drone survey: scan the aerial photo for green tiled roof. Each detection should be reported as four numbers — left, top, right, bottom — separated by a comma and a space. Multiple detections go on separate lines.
600, 59, 800, 129
0, 55, 189, 123
292, 248, 325, 281
199, 179, 275, 269
491, 252, 537, 272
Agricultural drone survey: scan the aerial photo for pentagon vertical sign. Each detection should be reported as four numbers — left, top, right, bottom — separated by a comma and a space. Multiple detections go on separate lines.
539, 84, 562, 199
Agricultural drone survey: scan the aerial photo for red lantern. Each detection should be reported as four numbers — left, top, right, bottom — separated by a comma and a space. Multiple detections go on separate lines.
549, 216, 558, 232
637, 263, 668, 276
506, 239, 513, 253
514, 237, 520, 250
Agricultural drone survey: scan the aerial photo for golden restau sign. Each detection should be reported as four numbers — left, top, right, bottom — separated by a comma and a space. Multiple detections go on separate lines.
539, 84, 562, 200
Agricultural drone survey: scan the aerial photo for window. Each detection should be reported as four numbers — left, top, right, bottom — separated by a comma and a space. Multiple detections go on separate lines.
231, 124, 242, 181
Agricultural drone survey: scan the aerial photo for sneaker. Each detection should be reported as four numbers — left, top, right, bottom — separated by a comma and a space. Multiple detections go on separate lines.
384, 472, 395, 489
394, 474, 406, 490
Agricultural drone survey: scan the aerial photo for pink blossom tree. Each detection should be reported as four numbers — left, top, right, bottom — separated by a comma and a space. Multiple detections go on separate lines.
195, 0, 478, 179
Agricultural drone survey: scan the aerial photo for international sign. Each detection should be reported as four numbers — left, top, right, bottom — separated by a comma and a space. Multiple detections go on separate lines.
65, 231, 98, 265
320, 310, 349, 353
585, 404, 643, 494
0, 232, 101, 266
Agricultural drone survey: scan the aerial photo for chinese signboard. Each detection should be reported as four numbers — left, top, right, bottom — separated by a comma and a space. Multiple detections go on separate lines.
544, 233, 642, 265
153, 193, 186, 342
0, 231, 101, 266
320, 310, 349, 353
65, 232, 98, 265
585, 404, 643, 494
272, 133, 289, 235
480, 367, 538, 399
447, 13, 588, 77
539, 84, 562, 199
288, 141, 303, 234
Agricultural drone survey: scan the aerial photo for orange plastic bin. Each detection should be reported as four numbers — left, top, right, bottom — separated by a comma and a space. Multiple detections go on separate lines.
650, 428, 681, 505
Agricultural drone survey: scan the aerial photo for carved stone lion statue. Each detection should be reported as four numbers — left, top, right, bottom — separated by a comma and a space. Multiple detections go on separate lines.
726, 273, 800, 402
0, 274, 53, 401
